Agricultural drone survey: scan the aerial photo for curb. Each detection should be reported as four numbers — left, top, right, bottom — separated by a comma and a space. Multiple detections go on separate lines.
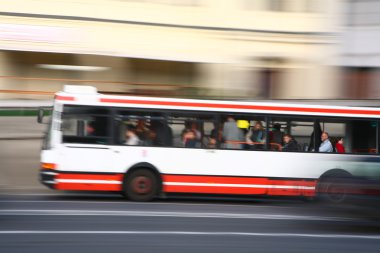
0, 109, 51, 117
0, 136, 43, 140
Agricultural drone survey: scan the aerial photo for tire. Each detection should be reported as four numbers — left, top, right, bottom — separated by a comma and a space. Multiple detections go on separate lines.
123, 169, 159, 202
317, 172, 352, 204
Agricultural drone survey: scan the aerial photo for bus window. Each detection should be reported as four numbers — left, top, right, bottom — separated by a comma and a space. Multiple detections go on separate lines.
220, 114, 266, 150
267, 119, 285, 151
61, 105, 110, 144
291, 120, 316, 152
167, 112, 216, 149
269, 117, 314, 152
319, 120, 346, 153
114, 110, 165, 146
351, 120, 377, 154
318, 119, 377, 154
117, 117, 151, 146
245, 118, 266, 151
62, 115, 110, 144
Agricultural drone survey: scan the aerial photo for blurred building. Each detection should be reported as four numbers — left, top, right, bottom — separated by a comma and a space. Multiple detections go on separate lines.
340, 0, 380, 99
0, 0, 342, 99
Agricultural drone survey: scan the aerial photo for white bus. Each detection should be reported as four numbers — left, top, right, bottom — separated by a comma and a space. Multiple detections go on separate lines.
39, 85, 380, 202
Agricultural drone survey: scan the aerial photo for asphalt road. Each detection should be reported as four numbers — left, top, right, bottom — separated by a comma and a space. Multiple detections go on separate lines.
0, 193, 380, 253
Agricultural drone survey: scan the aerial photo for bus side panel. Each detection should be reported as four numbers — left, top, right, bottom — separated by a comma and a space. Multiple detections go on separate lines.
116, 148, 321, 197
123, 148, 378, 197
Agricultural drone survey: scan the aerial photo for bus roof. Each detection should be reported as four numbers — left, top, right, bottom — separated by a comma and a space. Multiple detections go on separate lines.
55, 88, 380, 119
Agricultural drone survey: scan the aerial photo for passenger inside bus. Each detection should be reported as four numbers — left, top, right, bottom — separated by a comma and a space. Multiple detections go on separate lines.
308, 121, 322, 152
150, 120, 173, 147
207, 136, 217, 149
182, 128, 197, 148
282, 134, 300, 152
135, 119, 151, 145
125, 124, 140, 146
269, 123, 283, 145
246, 121, 266, 150
190, 121, 201, 140
210, 123, 223, 144
335, 138, 345, 153
319, 132, 333, 152
85, 121, 96, 136
222, 115, 244, 149
181, 120, 201, 148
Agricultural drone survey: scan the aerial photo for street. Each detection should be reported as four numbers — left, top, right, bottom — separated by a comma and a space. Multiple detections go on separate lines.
0, 193, 380, 253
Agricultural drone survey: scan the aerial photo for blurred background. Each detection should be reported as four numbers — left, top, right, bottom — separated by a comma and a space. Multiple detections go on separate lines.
1, 2, 380, 252
0, 0, 379, 100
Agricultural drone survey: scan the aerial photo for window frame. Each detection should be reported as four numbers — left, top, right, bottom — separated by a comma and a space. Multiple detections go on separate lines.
61, 104, 380, 155
111, 107, 219, 149
61, 105, 113, 145
267, 114, 380, 155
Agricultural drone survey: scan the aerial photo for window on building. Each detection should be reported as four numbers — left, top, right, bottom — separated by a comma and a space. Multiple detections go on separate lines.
119, 0, 199, 6
348, 0, 380, 26
343, 67, 379, 99
267, 0, 287, 11
304, 0, 323, 13
265, 0, 321, 13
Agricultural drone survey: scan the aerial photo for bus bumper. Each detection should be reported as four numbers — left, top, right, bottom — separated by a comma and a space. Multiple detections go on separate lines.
39, 169, 57, 189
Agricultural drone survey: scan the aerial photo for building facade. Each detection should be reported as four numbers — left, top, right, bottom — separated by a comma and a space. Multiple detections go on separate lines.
339, 0, 380, 99
0, 0, 343, 99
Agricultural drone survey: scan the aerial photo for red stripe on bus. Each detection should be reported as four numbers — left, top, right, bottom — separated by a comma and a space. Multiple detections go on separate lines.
164, 185, 266, 195
163, 174, 268, 185
163, 185, 315, 196
162, 175, 317, 196
99, 98, 380, 116
57, 173, 123, 181
55, 95, 75, 101
55, 183, 121, 191
52, 172, 316, 196
162, 175, 316, 186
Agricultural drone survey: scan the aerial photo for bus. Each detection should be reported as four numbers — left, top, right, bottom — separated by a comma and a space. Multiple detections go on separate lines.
38, 85, 380, 202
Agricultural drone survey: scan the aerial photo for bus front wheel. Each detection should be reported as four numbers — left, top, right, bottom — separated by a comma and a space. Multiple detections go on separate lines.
124, 169, 159, 202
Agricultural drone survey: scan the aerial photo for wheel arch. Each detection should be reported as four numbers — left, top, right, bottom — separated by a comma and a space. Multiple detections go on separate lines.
316, 168, 353, 201
318, 168, 352, 180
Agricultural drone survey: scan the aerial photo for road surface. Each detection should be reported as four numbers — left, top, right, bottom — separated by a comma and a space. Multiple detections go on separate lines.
0, 193, 379, 253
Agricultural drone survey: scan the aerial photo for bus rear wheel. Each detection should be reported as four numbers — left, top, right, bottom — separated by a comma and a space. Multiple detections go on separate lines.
124, 169, 158, 202
317, 172, 351, 204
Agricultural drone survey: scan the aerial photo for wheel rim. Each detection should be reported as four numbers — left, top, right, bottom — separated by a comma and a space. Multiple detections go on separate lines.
131, 176, 153, 195
326, 182, 346, 202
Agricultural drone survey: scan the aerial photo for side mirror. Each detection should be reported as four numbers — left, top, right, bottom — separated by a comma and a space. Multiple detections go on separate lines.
37, 107, 44, 124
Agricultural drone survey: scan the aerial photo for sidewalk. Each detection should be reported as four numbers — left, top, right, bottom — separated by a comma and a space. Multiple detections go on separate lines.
0, 100, 52, 108
0, 116, 45, 139
0, 100, 51, 139
0, 138, 42, 192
